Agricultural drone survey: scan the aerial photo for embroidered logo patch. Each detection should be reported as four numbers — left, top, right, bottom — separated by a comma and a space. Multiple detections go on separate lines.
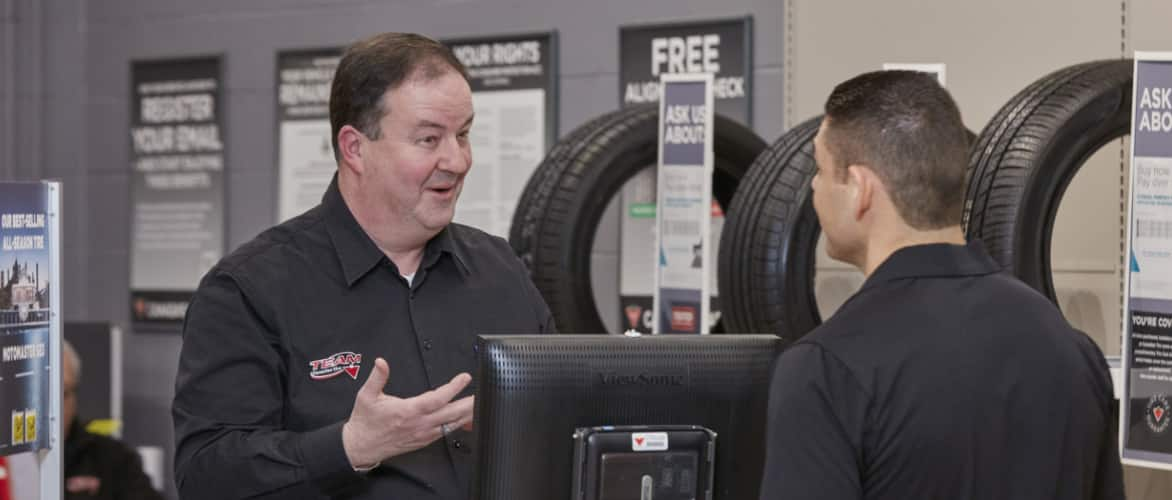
309, 351, 362, 380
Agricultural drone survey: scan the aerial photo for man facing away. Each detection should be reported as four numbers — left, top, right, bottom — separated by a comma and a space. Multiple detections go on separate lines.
759, 70, 1124, 499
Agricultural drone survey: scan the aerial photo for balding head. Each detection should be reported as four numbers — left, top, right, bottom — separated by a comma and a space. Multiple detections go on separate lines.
63, 339, 81, 437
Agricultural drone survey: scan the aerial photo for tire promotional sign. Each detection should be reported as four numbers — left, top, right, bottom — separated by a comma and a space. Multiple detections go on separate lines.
446, 32, 558, 238
0, 182, 60, 456
619, 17, 751, 333
130, 57, 225, 333
277, 48, 341, 222
620, 18, 751, 125
652, 75, 714, 334
1122, 53, 1172, 469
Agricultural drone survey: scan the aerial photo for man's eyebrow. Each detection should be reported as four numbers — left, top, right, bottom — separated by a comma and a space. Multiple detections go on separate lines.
413, 115, 475, 131
414, 120, 446, 130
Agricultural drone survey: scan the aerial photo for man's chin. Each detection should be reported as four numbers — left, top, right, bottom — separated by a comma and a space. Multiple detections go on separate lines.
825, 243, 863, 270
417, 209, 456, 232
823, 241, 850, 265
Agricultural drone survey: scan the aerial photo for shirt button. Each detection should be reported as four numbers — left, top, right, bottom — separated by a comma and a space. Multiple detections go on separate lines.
454, 440, 464, 449
423, 340, 433, 350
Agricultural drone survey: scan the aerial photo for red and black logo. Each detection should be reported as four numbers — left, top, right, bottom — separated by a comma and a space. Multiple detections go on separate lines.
309, 351, 362, 380
1147, 394, 1171, 434
670, 305, 696, 332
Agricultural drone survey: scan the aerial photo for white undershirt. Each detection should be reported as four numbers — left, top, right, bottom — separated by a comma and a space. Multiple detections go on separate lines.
403, 273, 415, 286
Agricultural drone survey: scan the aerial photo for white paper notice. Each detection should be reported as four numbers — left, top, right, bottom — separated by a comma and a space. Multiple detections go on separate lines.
278, 120, 336, 221
1130, 156, 1172, 301
454, 88, 545, 238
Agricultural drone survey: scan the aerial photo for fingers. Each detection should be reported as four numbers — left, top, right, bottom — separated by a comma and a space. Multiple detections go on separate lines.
359, 358, 390, 399
454, 410, 474, 432
425, 395, 474, 431
414, 372, 472, 412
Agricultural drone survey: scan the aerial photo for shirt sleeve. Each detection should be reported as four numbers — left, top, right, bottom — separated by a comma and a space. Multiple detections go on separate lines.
1088, 341, 1125, 500
172, 268, 363, 498
759, 342, 868, 500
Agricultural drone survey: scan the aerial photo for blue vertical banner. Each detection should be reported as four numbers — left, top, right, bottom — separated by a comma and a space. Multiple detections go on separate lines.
1122, 53, 1172, 470
653, 74, 714, 334
0, 182, 53, 456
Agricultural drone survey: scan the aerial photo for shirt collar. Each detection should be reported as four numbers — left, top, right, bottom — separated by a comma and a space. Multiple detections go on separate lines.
858, 239, 1001, 293
323, 175, 471, 287
421, 223, 471, 277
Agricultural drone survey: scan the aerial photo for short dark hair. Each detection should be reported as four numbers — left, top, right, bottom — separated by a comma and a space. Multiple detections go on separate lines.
329, 32, 469, 161
822, 70, 970, 229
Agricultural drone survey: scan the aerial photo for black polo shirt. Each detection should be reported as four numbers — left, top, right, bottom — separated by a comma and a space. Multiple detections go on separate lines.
760, 242, 1124, 500
65, 419, 164, 500
173, 178, 555, 500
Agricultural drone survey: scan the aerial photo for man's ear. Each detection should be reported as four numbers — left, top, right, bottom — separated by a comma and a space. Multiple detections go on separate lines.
337, 125, 365, 175
846, 164, 875, 221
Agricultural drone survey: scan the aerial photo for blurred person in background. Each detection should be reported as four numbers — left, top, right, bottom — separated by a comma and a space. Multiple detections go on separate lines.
63, 339, 162, 500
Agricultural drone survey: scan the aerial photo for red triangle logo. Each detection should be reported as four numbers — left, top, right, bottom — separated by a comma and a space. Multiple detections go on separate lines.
344, 366, 360, 379
635, 437, 644, 445
1156, 407, 1166, 422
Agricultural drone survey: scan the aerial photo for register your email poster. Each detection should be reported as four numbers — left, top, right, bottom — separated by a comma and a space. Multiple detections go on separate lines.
652, 76, 713, 334
0, 183, 52, 456
130, 57, 225, 333
1122, 53, 1172, 469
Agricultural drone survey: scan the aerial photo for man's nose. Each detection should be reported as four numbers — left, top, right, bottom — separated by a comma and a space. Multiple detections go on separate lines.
440, 135, 471, 174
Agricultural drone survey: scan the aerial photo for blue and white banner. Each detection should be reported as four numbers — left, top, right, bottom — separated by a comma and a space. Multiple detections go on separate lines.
653, 74, 713, 334
0, 182, 57, 456
1122, 52, 1172, 470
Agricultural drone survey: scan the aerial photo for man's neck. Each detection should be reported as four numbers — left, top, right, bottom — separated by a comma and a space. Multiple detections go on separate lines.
861, 225, 965, 277
338, 175, 436, 276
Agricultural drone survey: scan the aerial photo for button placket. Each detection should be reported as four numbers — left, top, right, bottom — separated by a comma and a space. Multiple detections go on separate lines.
406, 274, 434, 387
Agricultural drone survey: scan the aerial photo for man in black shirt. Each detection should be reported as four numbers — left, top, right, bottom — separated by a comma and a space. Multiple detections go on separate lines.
63, 340, 163, 500
759, 71, 1124, 499
173, 33, 555, 499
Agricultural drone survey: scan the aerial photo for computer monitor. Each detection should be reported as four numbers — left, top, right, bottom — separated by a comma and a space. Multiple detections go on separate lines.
472, 334, 783, 500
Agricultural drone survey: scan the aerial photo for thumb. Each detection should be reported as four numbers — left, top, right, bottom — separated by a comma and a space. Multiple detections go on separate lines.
359, 357, 390, 398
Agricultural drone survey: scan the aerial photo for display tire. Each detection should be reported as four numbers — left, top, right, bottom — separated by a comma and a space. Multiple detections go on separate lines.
509, 104, 767, 333
717, 116, 822, 339
964, 59, 1133, 300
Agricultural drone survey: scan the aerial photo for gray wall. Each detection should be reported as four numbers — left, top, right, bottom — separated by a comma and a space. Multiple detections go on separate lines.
3, 1, 784, 498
